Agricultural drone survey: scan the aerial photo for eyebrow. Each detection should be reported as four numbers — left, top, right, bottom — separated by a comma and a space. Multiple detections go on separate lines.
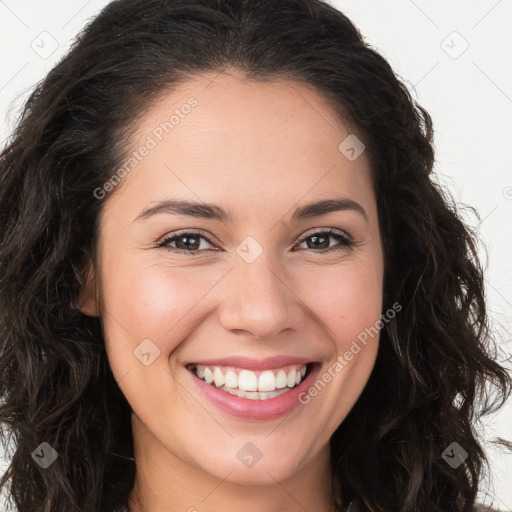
133, 197, 368, 224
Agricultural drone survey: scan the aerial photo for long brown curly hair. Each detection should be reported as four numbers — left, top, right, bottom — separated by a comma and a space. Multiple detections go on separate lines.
0, 0, 511, 511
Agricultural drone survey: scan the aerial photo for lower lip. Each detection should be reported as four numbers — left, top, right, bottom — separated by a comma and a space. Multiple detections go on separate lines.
187, 363, 322, 420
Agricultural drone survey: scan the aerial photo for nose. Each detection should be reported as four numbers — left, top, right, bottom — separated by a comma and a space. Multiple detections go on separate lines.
217, 252, 306, 340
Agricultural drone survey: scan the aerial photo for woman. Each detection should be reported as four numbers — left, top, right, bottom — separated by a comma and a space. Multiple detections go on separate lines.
0, 0, 510, 511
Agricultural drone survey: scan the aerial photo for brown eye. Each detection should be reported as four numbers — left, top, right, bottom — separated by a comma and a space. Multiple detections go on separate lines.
157, 231, 217, 254
296, 229, 353, 253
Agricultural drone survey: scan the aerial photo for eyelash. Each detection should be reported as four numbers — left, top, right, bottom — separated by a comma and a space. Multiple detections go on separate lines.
155, 228, 353, 255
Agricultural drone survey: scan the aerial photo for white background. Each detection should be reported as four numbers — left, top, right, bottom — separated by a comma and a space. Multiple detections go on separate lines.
0, 0, 511, 510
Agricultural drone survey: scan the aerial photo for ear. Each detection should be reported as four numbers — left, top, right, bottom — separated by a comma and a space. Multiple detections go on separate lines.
76, 262, 100, 317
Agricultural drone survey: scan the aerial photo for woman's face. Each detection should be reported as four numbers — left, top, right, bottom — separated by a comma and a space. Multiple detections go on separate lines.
81, 72, 384, 487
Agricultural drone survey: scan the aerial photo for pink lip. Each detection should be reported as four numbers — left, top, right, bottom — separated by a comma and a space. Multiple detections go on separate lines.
185, 355, 315, 371
186, 362, 322, 421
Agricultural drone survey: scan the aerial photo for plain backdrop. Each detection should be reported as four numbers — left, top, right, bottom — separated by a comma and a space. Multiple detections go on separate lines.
0, 0, 511, 510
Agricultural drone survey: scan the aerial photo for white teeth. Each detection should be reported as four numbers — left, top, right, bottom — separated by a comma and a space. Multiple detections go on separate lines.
275, 369, 287, 389
238, 370, 258, 391
286, 368, 297, 388
258, 370, 276, 392
191, 363, 309, 397
213, 367, 225, 387
204, 367, 213, 385
219, 386, 290, 400
224, 370, 238, 389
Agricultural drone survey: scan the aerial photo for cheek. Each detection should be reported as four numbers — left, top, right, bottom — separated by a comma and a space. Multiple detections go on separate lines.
293, 261, 383, 346
99, 253, 224, 351
98, 258, 218, 407
107, 268, 184, 334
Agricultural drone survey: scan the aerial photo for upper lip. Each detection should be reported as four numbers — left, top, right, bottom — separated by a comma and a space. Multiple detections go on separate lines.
185, 355, 317, 371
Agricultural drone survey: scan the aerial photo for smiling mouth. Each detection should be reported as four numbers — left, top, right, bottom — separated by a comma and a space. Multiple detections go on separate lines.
186, 362, 315, 400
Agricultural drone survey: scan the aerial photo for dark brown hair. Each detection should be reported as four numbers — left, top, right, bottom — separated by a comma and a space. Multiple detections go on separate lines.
0, 0, 511, 511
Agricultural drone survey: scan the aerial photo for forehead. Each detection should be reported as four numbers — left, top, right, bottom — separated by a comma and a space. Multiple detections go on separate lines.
103, 71, 374, 223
